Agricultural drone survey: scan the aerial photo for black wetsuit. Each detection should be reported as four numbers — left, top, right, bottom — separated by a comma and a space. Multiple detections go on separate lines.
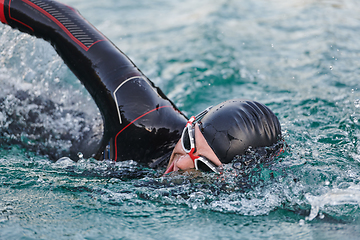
0, 0, 187, 168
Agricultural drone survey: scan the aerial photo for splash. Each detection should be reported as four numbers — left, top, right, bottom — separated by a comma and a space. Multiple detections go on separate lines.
0, 26, 103, 160
305, 183, 360, 221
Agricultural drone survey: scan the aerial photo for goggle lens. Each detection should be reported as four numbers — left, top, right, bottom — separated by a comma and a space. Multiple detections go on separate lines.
195, 157, 222, 174
181, 127, 191, 153
196, 158, 213, 172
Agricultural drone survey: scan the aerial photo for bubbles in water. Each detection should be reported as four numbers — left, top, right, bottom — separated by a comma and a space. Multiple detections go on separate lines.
354, 99, 360, 108
329, 65, 333, 70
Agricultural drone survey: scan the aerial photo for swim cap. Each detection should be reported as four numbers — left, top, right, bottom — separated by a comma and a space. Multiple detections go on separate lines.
198, 99, 281, 164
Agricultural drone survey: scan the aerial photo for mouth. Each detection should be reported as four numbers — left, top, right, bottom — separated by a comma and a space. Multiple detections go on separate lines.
164, 161, 174, 175
164, 145, 180, 175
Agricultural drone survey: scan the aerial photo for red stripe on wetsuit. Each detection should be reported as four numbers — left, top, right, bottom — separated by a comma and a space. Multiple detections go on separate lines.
1, 0, 35, 31
114, 105, 173, 161
1, 0, 104, 51
0, 0, 7, 24
21, 0, 96, 51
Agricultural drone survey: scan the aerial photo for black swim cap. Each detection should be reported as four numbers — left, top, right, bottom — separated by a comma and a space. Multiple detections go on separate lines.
198, 99, 281, 164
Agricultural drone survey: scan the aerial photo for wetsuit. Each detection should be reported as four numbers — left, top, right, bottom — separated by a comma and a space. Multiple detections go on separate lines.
0, 0, 187, 168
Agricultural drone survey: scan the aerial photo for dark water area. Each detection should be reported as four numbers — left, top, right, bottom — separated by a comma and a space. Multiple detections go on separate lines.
1, 0, 360, 239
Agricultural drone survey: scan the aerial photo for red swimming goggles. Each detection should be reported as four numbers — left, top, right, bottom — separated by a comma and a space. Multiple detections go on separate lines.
180, 107, 223, 174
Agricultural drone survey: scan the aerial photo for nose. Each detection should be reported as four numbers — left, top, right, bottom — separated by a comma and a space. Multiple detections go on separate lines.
174, 153, 195, 171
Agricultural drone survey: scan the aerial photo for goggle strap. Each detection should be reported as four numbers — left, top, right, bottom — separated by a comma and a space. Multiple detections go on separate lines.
194, 106, 213, 122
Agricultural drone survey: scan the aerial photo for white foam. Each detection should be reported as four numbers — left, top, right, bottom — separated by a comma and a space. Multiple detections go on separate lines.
305, 183, 360, 221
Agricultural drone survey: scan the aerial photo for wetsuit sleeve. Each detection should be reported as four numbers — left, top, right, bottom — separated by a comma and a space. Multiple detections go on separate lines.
0, 0, 187, 166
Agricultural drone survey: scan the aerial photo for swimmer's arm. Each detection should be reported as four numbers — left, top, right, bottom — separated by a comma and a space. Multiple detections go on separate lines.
0, 0, 187, 162
0, 0, 147, 155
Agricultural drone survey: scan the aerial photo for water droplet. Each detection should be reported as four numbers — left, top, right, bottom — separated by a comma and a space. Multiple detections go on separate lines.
77, 152, 84, 159
329, 66, 333, 70
354, 99, 360, 108
325, 180, 330, 186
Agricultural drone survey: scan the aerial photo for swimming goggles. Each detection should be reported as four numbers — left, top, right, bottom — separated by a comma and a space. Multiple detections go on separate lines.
181, 107, 223, 174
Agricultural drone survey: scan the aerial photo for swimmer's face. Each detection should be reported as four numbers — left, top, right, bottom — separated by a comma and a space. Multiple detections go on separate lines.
164, 123, 222, 174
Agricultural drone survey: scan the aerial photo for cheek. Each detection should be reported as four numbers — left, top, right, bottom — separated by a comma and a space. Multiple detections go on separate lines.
175, 155, 195, 171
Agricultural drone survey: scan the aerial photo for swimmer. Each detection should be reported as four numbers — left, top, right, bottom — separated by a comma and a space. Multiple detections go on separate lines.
0, 0, 282, 174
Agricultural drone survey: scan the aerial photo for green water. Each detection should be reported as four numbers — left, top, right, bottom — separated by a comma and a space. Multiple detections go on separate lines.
1, 0, 360, 239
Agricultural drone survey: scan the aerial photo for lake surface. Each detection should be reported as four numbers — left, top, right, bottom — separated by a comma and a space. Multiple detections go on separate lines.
1, 0, 360, 239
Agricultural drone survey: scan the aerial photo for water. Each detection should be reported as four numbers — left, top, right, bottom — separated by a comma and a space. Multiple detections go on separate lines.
1, 0, 360, 239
